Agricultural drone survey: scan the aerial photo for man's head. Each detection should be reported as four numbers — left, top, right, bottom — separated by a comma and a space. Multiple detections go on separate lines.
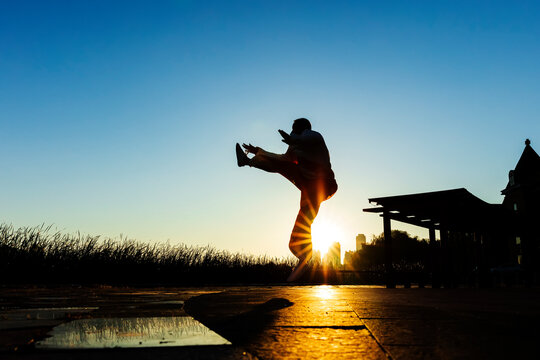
292, 118, 311, 134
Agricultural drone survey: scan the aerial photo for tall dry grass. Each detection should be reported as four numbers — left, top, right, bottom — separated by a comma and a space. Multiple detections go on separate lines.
0, 224, 296, 285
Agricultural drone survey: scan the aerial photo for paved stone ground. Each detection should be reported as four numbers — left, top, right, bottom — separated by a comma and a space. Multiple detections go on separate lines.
2, 286, 540, 359
184, 286, 540, 359
0, 286, 254, 359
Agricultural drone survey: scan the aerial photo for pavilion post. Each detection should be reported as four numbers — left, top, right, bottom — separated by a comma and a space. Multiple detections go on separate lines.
383, 212, 395, 288
429, 227, 440, 288
475, 232, 488, 287
440, 226, 450, 288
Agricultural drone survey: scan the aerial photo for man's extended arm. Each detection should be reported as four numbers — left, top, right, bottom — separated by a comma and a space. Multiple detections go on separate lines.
279, 129, 320, 146
278, 129, 291, 144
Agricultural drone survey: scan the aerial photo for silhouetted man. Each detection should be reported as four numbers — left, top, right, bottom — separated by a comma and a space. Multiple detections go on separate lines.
235, 118, 337, 281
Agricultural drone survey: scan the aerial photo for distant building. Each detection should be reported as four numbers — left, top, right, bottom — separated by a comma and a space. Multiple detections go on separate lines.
324, 242, 341, 266
501, 139, 540, 268
356, 234, 366, 251
343, 250, 357, 269
343, 250, 352, 266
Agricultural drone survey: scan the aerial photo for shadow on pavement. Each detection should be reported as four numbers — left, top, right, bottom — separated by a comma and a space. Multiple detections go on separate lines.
185, 294, 293, 346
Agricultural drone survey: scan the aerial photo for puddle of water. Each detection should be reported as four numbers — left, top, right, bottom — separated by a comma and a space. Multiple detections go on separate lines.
36, 316, 231, 349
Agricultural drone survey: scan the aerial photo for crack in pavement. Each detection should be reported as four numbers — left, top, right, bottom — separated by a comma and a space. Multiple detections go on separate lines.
350, 303, 394, 360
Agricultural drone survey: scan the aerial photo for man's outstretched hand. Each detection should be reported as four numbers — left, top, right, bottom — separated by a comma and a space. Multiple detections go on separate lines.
278, 129, 291, 144
242, 143, 259, 154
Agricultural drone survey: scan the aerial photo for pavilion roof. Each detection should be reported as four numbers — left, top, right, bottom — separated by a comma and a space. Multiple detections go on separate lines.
364, 188, 512, 232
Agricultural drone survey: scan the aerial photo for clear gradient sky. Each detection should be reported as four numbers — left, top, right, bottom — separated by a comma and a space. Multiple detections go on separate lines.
1, 1, 539, 258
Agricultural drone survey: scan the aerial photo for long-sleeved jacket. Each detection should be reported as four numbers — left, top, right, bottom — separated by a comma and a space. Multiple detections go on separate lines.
286, 129, 335, 181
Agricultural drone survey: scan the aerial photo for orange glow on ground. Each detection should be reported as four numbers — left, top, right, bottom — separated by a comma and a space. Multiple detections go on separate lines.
313, 285, 336, 300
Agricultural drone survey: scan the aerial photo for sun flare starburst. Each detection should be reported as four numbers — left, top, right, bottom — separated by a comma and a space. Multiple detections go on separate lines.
311, 219, 342, 257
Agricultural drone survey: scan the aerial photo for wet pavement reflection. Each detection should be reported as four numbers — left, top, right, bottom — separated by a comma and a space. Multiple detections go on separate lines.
36, 316, 231, 349
4, 286, 540, 359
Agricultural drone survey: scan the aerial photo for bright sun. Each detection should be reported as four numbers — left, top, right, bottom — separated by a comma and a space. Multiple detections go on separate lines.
311, 219, 343, 257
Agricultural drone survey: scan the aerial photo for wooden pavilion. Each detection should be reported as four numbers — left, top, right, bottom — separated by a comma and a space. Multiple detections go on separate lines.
363, 139, 540, 288
364, 189, 515, 287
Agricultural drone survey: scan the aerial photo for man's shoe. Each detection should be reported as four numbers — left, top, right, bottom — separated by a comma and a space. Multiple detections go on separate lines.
236, 143, 250, 167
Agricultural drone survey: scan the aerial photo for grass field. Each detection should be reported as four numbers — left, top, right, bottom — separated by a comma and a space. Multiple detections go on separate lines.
0, 224, 296, 285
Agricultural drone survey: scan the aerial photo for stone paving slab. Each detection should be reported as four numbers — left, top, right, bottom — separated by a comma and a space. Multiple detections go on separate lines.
345, 288, 540, 359
184, 287, 389, 359
185, 286, 540, 359
3, 286, 540, 359
0, 286, 255, 359
254, 327, 384, 360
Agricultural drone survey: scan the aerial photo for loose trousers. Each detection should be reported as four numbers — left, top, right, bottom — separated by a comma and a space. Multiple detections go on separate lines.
250, 149, 337, 262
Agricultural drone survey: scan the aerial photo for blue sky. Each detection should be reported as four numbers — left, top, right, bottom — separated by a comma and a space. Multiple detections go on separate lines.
1, 1, 539, 257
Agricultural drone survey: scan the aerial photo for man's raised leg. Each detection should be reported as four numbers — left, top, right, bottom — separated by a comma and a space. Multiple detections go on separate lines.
238, 146, 303, 188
